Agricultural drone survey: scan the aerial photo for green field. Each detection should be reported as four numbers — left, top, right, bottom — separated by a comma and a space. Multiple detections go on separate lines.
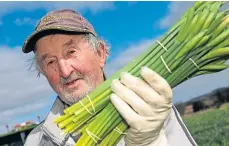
0, 124, 37, 138
183, 104, 229, 146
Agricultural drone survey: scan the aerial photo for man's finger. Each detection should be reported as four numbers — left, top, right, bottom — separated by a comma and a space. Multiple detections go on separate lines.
110, 93, 141, 125
111, 79, 152, 116
140, 67, 172, 102
119, 72, 161, 106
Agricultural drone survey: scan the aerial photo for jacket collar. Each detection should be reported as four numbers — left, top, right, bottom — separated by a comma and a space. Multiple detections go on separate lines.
42, 97, 76, 146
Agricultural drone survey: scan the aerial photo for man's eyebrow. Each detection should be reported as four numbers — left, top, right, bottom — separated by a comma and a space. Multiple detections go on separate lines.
62, 39, 75, 47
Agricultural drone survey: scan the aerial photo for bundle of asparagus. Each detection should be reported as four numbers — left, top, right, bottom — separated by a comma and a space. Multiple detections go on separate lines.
54, 1, 229, 146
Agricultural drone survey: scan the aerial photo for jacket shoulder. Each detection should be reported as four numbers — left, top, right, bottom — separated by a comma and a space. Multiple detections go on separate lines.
24, 122, 44, 146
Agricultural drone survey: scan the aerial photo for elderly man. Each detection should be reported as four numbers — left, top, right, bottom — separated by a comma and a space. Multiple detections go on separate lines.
22, 9, 197, 146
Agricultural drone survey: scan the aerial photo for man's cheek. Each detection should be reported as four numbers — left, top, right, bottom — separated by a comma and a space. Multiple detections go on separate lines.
48, 75, 60, 88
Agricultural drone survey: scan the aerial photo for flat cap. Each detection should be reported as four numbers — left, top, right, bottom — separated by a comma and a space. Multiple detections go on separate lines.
22, 9, 97, 53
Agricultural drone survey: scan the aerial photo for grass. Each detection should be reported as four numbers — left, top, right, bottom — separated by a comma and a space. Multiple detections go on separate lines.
183, 103, 229, 146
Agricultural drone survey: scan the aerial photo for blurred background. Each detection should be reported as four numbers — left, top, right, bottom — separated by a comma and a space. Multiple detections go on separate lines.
0, 1, 228, 146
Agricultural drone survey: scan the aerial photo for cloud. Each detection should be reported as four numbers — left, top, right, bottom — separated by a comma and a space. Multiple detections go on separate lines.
127, 2, 138, 6
173, 68, 229, 103
158, 1, 229, 29
14, 17, 38, 26
0, 46, 55, 133
104, 38, 158, 77
0, 2, 114, 20
41, 2, 115, 14
158, 1, 194, 29
220, 2, 229, 11
0, 102, 48, 124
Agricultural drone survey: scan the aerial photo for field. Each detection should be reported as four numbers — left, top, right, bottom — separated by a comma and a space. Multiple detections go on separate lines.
183, 104, 229, 146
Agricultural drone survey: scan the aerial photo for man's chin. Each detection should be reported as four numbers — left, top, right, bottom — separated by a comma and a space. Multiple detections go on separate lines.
60, 88, 94, 105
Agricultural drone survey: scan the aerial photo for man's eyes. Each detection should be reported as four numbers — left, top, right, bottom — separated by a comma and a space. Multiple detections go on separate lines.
68, 50, 76, 54
44, 59, 56, 67
67, 48, 78, 57
47, 60, 55, 65
41, 48, 78, 68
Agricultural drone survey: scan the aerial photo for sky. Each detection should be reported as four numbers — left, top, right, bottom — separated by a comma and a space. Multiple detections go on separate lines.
0, 1, 229, 134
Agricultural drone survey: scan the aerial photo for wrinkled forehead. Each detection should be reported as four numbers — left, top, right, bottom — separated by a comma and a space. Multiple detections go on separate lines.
35, 33, 86, 53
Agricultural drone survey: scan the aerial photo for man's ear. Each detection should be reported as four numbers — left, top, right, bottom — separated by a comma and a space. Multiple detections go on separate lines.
97, 41, 107, 68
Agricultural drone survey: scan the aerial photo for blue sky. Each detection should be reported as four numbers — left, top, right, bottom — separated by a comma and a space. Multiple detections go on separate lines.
0, 2, 168, 56
0, 1, 229, 134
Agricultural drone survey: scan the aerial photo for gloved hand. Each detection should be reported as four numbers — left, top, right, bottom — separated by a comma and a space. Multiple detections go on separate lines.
110, 66, 172, 146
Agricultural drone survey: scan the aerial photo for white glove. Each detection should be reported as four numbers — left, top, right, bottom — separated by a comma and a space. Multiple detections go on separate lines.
110, 66, 172, 146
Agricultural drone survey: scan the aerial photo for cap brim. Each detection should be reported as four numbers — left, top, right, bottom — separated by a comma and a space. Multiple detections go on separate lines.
22, 25, 95, 53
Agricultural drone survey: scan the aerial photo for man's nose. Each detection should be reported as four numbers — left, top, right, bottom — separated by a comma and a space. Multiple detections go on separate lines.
58, 59, 74, 78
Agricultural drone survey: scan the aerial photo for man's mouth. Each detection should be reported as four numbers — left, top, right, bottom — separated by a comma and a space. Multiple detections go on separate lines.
64, 78, 82, 87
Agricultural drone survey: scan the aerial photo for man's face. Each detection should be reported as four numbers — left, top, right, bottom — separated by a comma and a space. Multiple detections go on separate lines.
36, 34, 106, 105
